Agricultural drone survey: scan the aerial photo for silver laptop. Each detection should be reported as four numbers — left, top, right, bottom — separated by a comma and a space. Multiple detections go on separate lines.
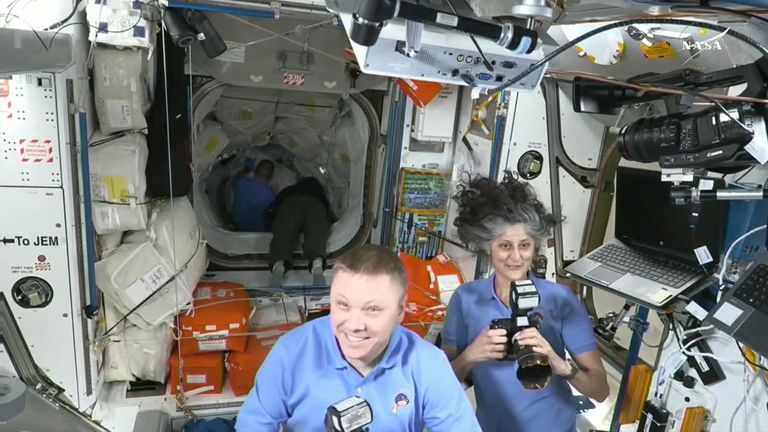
565, 167, 723, 307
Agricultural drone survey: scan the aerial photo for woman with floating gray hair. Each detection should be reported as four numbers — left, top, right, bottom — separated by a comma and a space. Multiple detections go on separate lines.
441, 171, 609, 432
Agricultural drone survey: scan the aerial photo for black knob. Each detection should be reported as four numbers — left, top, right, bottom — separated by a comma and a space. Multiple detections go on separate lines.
683, 375, 696, 389
451, 69, 460, 77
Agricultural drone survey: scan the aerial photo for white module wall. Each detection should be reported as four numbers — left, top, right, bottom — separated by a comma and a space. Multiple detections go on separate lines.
0, 74, 62, 186
499, 89, 557, 282
0, 72, 90, 407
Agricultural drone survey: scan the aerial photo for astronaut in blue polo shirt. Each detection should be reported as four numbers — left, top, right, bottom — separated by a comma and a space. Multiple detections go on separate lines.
235, 244, 481, 432
443, 171, 610, 432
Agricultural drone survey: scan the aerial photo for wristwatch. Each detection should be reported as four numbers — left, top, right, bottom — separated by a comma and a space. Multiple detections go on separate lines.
561, 358, 580, 380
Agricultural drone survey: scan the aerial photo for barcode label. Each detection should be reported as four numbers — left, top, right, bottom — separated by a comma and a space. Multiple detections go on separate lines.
694, 246, 713, 265
187, 374, 207, 384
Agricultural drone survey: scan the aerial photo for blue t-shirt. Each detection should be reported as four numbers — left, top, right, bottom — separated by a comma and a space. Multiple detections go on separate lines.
232, 177, 275, 232
442, 275, 598, 432
236, 316, 481, 432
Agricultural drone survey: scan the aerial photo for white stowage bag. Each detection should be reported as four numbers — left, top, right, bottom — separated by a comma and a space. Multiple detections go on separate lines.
103, 301, 133, 383
124, 323, 173, 383
93, 48, 149, 133
95, 197, 208, 328
95, 241, 205, 328
150, 198, 200, 266
102, 299, 173, 383
98, 233, 124, 259
90, 132, 149, 234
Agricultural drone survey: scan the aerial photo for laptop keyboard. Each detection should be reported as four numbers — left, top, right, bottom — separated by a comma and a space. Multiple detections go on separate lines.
590, 243, 701, 288
734, 264, 768, 314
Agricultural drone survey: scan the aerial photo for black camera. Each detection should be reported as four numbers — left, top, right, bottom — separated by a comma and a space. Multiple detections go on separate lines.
617, 103, 764, 169
490, 280, 552, 390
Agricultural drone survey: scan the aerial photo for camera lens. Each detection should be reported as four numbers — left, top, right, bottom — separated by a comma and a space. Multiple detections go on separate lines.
617, 115, 682, 163
513, 341, 552, 390
350, 15, 384, 46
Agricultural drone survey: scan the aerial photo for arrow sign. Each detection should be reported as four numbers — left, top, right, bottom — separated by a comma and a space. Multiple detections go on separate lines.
0, 237, 15, 245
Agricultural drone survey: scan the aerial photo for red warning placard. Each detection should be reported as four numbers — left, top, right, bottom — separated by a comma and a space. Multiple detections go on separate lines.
19, 139, 54, 164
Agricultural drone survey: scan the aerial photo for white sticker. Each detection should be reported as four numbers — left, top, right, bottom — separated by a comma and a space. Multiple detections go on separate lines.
437, 274, 461, 305
124, 265, 171, 306
694, 246, 713, 265
713, 302, 744, 326
196, 287, 212, 300
186, 374, 207, 384
229, 323, 240, 329
685, 301, 709, 322
217, 41, 246, 63
698, 179, 715, 191
105, 99, 132, 128
198, 338, 227, 352
745, 140, 768, 164
435, 12, 459, 27
688, 346, 710, 372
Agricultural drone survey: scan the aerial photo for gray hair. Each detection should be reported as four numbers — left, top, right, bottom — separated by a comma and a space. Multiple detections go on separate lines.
453, 171, 557, 256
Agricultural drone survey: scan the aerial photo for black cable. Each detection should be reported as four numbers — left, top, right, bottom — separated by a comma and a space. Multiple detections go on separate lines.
736, 340, 768, 372
43, 0, 82, 31
641, 82, 755, 136
101, 229, 203, 339
490, 18, 768, 95
734, 165, 757, 183
4, 14, 49, 52
445, 0, 493, 72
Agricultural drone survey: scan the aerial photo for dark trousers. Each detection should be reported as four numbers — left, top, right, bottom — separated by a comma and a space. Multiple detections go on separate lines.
268, 194, 331, 267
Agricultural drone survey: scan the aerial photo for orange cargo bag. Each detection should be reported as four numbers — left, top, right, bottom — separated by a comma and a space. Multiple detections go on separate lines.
169, 350, 225, 395
179, 282, 252, 355
400, 253, 464, 339
395, 78, 444, 108
226, 323, 299, 396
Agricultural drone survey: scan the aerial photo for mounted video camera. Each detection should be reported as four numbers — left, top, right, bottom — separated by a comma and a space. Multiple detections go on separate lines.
490, 280, 552, 390
617, 102, 765, 170
573, 57, 768, 171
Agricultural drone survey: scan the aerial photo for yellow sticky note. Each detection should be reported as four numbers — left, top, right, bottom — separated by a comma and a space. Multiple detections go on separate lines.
205, 137, 220, 155
642, 42, 676, 59
103, 176, 129, 201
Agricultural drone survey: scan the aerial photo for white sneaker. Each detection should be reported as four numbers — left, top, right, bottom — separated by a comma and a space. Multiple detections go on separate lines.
311, 258, 325, 286
270, 261, 285, 287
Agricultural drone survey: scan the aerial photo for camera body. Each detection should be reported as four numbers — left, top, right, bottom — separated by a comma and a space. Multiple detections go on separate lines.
617, 103, 764, 169
490, 280, 552, 390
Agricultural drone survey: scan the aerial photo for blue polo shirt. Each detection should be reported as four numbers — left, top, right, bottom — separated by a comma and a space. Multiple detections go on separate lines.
443, 275, 598, 432
236, 316, 481, 432
232, 177, 275, 232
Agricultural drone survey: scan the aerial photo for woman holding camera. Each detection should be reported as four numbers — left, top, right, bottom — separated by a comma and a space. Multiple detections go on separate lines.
442, 171, 609, 432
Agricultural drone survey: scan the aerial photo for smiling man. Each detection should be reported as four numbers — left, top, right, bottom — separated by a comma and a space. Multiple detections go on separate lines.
235, 244, 480, 432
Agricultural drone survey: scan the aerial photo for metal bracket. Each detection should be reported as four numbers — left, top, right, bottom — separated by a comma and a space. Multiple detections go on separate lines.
35, 383, 61, 406
661, 168, 696, 184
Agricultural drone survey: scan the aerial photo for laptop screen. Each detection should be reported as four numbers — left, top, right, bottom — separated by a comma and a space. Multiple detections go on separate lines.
615, 167, 723, 263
